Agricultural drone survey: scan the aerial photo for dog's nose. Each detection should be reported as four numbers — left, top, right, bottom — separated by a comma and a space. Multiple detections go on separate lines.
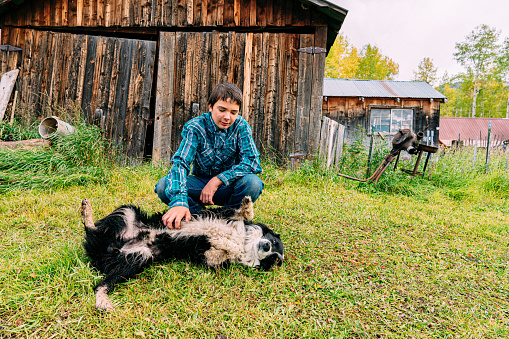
261, 242, 271, 252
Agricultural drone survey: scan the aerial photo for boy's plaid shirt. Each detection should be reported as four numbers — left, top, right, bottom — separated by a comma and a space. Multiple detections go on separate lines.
165, 112, 262, 209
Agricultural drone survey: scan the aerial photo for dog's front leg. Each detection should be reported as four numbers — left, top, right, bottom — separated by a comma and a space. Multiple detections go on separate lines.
95, 285, 114, 311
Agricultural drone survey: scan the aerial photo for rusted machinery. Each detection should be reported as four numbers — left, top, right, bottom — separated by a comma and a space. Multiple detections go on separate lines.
338, 129, 436, 185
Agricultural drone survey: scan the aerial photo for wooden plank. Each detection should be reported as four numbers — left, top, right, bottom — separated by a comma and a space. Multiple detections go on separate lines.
294, 34, 313, 157
19, 30, 33, 109
62, 0, 69, 26
308, 26, 327, 155
153, 31, 176, 165
76, 0, 83, 26
233, 0, 240, 26
206, 0, 217, 26
81, 35, 97, 120
200, 0, 208, 26
177, 0, 187, 26
0, 69, 19, 122
40, 32, 56, 108
43, 0, 51, 26
161, 0, 172, 26
141, 0, 152, 26
239, 0, 249, 26
68, 0, 77, 26
97, 0, 104, 25
197, 32, 212, 113
111, 38, 133, 146
104, 37, 122, 139
95, 37, 115, 118
224, 0, 234, 26
242, 32, 252, 124
123, 38, 141, 154
256, 0, 266, 27
264, 33, 278, 151
51, 0, 61, 26
216, 0, 224, 26
172, 31, 187, 150
64, 34, 87, 103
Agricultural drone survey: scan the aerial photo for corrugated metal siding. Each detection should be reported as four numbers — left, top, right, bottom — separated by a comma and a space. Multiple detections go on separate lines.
439, 117, 509, 142
323, 78, 447, 100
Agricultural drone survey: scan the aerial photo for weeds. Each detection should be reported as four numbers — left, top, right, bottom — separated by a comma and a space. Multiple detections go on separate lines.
0, 117, 114, 193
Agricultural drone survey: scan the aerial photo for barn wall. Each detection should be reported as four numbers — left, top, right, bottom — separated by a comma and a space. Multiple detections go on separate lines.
152, 29, 324, 165
322, 97, 441, 144
14, 28, 156, 160
1, 0, 333, 162
0, 0, 330, 30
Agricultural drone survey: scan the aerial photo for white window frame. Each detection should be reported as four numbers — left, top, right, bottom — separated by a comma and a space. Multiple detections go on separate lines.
369, 107, 414, 134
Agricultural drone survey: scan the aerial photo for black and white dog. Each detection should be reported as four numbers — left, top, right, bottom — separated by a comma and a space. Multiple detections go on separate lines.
81, 197, 284, 311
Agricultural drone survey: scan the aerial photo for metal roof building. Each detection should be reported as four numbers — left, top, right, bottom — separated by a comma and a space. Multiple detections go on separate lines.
323, 78, 447, 101
439, 117, 509, 146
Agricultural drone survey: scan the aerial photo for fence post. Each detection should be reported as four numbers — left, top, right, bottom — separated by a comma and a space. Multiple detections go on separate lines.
473, 136, 478, 167
486, 121, 492, 173
366, 125, 375, 178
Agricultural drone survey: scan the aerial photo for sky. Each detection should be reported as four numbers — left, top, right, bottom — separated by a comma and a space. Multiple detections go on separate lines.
329, 0, 509, 82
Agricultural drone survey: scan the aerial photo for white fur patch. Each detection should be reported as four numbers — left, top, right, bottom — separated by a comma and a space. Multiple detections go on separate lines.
120, 242, 153, 261
115, 208, 141, 241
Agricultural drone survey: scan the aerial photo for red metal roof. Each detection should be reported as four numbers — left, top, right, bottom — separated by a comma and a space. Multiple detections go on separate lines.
439, 117, 509, 143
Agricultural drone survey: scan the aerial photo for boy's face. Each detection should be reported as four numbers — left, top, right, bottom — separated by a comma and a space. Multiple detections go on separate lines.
209, 99, 240, 130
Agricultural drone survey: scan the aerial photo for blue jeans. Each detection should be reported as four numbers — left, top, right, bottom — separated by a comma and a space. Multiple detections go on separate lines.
155, 174, 264, 214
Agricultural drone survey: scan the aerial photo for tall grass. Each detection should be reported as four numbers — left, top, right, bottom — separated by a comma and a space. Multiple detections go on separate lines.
0, 116, 114, 193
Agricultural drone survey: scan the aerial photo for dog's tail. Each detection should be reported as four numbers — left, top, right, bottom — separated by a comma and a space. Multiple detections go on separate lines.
81, 198, 97, 230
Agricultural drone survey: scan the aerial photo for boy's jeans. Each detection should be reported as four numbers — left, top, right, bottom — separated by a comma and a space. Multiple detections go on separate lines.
155, 174, 264, 214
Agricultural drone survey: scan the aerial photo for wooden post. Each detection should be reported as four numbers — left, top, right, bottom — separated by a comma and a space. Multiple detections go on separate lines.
473, 136, 478, 167
366, 125, 374, 178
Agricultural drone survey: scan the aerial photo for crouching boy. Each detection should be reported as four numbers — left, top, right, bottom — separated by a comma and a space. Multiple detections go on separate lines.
155, 82, 264, 229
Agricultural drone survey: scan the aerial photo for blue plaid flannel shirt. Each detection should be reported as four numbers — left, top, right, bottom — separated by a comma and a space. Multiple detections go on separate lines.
165, 112, 262, 209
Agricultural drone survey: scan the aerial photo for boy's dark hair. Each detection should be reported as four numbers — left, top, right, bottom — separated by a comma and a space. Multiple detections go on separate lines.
208, 82, 242, 108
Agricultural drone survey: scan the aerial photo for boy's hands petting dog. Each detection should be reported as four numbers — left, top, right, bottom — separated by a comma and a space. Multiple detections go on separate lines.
162, 206, 191, 229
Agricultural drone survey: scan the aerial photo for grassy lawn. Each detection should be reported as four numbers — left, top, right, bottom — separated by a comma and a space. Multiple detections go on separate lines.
0, 158, 508, 338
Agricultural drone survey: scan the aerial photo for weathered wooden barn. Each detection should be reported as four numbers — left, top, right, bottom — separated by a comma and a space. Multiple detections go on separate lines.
0, 0, 347, 164
322, 78, 447, 145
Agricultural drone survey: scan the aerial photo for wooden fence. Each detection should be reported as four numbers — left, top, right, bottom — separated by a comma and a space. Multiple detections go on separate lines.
318, 116, 345, 167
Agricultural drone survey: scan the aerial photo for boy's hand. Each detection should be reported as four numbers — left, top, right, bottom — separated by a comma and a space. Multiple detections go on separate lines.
162, 206, 191, 229
200, 177, 223, 205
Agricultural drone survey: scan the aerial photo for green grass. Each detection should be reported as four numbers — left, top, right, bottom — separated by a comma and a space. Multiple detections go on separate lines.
0, 159, 508, 338
1, 114, 509, 337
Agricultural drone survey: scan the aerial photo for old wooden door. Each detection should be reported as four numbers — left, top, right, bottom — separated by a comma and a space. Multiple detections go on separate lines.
18, 29, 157, 161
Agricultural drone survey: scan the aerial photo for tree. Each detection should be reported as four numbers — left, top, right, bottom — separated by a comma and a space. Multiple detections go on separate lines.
412, 57, 438, 85
453, 24, 501, 117
325, 36, 398, 80
355, 44, 399, 80
324, 35, 359, 79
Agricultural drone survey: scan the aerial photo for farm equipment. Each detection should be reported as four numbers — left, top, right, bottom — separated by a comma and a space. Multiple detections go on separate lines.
338, 129, 437, 185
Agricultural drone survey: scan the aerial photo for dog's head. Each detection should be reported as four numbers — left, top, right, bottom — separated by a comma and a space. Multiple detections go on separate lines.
245, 222, 284, 271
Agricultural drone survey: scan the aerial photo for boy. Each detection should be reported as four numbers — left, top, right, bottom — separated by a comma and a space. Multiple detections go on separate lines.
155, 82, 264, 229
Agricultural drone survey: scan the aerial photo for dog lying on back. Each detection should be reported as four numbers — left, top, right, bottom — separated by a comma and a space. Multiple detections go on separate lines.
81, 196, 284, 311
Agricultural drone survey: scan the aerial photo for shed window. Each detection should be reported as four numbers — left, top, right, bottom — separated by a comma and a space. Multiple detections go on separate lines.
370, 108, 413, 134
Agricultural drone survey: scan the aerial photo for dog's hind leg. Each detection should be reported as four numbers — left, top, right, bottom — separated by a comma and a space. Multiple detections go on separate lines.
81, 198, 96, 230
93, 254, 151, 311
234, 196, 254, 221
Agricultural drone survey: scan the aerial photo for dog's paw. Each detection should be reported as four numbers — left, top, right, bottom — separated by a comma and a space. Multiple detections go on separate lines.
239, 196, 254, 221
95, 286, 114, 312
81, 198, 96, 229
